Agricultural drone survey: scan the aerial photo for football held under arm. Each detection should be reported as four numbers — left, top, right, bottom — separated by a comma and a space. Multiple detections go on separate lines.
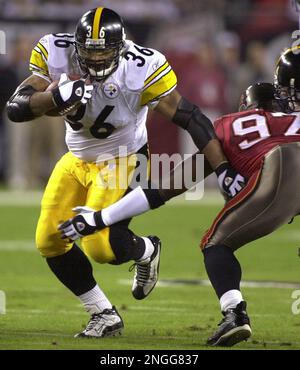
7, 73, 93, 123
7, 36, 93, 122
6, 75, 53, 122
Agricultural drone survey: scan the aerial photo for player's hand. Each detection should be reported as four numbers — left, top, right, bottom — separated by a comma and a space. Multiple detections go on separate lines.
215, 162, 246, 199
58, 206, 98, 241
52, 73, 93, 115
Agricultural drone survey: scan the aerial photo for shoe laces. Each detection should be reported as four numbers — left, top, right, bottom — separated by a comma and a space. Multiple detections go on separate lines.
129, 261, 151, 286
85, 308, 114, 331
85, 313, 102, 332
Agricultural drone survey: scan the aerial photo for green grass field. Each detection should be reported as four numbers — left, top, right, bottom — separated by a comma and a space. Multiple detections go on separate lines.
0, 191, 299, 350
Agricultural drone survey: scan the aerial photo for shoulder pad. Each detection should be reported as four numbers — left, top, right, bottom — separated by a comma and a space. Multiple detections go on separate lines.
122, 41, 177, 106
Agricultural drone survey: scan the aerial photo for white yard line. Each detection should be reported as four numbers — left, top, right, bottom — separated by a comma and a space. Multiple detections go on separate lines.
0, 240, 35, 251
0, 190, 223, 207
5, 307, 285, 317
0, 241, 299, 288
118, 278, 300, 290
0, 190, 43, 206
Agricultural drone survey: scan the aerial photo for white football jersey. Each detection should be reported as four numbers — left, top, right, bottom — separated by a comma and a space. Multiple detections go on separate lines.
29, 34, 177, 162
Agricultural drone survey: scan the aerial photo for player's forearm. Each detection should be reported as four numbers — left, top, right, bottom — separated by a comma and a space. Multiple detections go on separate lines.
201, 139, 228, 171
29, 91, 56, 116
159, 153, 213, 201
6, 85, 55, 122
93, 153, 213, 228
6, 73, 53, 122
7, 73, 93, 122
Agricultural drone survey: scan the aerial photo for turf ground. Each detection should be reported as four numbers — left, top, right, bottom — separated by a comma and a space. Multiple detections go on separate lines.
0, 190, 299, 350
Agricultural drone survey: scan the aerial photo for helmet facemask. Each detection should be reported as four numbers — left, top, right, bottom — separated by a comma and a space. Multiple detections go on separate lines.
75, 38, 125, 81
274, 50, 300, 112
276, 79, 300, 112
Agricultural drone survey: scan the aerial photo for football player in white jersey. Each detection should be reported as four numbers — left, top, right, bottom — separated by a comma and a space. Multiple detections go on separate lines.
7, 7, 246, 338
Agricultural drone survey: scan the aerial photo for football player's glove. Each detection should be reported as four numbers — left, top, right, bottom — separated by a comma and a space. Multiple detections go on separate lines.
52, 73, 93, 115
215, 162, 246, 199
58, 206, 98, 241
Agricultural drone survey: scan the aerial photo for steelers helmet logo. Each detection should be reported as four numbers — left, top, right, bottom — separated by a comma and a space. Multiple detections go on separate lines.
103, 82, 119, 99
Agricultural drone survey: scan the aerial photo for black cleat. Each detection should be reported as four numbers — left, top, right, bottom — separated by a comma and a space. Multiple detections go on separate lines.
207, 301, 251, 347
75, 306, 124, 338
131, 236, 161, 300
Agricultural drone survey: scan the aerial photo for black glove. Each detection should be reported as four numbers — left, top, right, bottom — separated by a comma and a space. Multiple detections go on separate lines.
215, 162, 247, 199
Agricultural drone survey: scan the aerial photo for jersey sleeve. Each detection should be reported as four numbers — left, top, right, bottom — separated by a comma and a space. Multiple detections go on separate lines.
29, 35, 51, 82
140, 51, 177, 107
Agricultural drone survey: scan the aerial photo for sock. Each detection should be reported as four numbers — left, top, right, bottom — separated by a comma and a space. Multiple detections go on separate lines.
203, 244, 242, 299
46, 243, 96, 296
101, 186, 150, 226
136, 237, 154, 262
109, 226, 147, 264
220, 289, 243, 312
78, 285, 112, 315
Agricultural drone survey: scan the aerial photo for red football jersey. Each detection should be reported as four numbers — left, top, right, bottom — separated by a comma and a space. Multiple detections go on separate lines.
214, 109, 300, 178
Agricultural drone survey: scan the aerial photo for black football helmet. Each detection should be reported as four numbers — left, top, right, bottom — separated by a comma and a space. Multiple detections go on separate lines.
274, 47, 300, 110
239, 82, 288, 112
75, 7, 126, 81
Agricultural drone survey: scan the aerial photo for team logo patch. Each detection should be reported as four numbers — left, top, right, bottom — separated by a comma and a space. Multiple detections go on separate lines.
224, 177, 233, 186
76, 222, 86, 232
75, 87, 83, 97
103, 83, 119, 99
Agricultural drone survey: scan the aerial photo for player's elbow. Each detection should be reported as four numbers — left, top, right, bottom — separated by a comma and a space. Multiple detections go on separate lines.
172, 97, 216, 151
6, 85, 37, 122
6, 101, 28, 122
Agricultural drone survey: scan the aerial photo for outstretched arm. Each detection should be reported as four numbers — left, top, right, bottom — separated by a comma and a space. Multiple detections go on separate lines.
58, 152, 213, 241
154, 89, 228, 171
154, 90, 246, 198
